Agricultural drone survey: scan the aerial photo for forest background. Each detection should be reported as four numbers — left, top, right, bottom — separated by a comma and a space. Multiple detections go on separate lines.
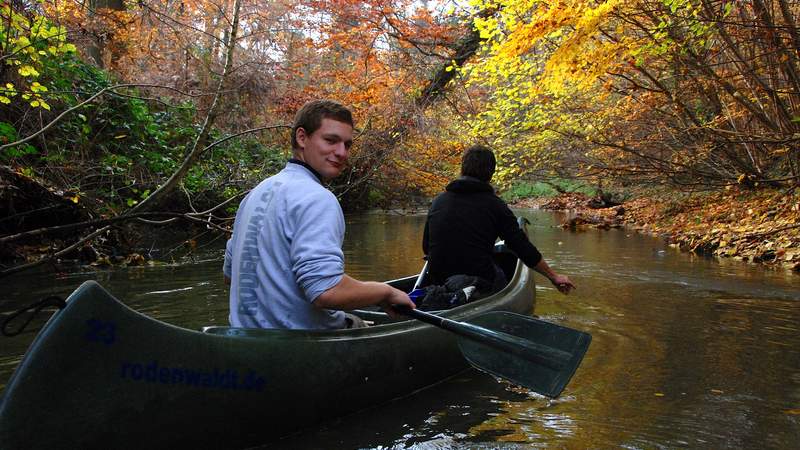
1, 0, 799, 277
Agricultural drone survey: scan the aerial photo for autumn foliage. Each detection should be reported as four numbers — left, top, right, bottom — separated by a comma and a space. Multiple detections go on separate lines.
1, 0, 799, 272
463, 0, 800, 191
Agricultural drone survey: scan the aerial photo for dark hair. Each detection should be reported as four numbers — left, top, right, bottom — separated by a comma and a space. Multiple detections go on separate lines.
461, 145, 496, 182
291, 100, 354, 150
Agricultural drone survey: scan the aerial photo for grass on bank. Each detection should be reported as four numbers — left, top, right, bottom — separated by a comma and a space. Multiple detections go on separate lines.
500, 179, 599, 203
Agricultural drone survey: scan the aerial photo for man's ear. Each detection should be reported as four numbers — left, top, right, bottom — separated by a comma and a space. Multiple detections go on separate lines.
295, 127, 307, 150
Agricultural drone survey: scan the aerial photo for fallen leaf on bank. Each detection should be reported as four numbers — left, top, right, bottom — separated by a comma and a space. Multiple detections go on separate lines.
542, 189, 799, 271
92, 256, 111, 267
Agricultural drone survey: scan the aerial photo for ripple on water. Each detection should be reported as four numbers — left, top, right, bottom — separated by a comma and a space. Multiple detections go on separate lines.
711, 297, 800, 338
3, 210, 800, 449
140, 286, 194, 295
386, 435, 537, 450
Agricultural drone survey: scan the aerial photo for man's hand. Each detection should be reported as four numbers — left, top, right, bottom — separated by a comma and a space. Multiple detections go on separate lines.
533, 259, 575, 295
316, 275, 417, 315
549, 274, 575, 294
379, 286, 416, 319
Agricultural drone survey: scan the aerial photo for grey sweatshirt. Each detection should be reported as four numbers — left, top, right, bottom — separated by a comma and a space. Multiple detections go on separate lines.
224, 162, 346, 329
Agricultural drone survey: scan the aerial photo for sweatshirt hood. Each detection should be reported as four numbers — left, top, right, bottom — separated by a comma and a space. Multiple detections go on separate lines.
445, 176, 495, 194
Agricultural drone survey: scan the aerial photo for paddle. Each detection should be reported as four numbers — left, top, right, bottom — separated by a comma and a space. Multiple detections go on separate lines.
409, 260, 428, 293
399, 264, 591, 398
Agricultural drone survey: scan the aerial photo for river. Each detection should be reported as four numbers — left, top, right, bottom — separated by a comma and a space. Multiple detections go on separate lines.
1, 209, 799, 448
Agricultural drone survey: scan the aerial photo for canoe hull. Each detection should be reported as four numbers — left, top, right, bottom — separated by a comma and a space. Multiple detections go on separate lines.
0, 259, 533, 449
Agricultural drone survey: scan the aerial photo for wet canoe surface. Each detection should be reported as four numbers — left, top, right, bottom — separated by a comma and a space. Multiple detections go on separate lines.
0, 250, 534, 449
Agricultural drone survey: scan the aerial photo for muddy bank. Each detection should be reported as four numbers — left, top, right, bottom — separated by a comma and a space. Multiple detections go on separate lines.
512, 189, 800, 272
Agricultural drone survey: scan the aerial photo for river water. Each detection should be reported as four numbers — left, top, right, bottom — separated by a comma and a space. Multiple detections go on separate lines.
1, 209, 798, 449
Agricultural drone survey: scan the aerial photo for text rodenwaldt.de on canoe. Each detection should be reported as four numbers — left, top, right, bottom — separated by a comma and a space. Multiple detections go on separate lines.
120, 360, 266, 391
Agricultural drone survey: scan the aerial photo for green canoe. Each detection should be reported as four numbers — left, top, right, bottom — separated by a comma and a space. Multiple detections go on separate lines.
0, 246, 534, 449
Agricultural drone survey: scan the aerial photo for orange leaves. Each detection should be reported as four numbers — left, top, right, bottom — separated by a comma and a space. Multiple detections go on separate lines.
391, 132, 460, 196
623, 189, 800, 271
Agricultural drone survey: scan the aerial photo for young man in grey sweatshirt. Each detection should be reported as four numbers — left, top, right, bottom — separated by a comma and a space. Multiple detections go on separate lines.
223, 100, 415, 329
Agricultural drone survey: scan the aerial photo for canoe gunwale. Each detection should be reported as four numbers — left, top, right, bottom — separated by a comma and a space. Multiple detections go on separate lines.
0, 221, 536, 449
199, 252, 531, 341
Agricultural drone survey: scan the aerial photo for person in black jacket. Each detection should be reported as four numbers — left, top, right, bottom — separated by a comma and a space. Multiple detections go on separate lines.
422, 145, 575, 296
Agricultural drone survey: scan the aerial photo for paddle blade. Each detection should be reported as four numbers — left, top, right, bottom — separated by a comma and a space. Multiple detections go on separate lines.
457, 312, 591, 398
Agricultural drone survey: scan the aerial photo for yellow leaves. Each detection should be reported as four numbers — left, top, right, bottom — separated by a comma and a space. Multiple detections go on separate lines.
466, 0, 633, 157
1, 83, 16, 96
15, 81, 51, 110
18, 65, 40, 77
13, 35, 32, 50
477, 0, 634, 91
475, 16, 499, 41
30, 82, 47, 93
29, 99, 51, 110
2, 7, 80, 113
542, 0, 626, 93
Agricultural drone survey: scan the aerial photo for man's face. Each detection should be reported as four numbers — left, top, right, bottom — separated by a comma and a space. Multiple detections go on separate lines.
295, 118, 353, 181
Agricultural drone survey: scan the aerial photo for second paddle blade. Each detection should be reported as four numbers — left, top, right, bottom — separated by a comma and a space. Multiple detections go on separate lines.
458, 311, 591, 398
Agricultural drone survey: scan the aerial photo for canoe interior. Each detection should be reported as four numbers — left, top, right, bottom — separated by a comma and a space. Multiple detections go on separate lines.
355, 246, 520, 324
204, 245, 521, 331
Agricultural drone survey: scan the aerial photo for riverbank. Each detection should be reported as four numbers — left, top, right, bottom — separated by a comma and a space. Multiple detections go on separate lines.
512, 188, 800, 272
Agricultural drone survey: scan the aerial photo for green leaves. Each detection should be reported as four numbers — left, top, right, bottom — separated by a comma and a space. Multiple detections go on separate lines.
0, 122, 17, 141
0, 122, 37, 159
0, 125, 37, 161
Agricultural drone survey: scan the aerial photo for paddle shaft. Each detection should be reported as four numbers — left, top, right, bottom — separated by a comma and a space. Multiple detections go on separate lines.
398, 307, 570, 370
411, 260, 428, 292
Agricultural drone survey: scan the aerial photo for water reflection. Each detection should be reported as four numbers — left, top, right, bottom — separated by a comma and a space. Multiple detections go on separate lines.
1, 209, 799, 449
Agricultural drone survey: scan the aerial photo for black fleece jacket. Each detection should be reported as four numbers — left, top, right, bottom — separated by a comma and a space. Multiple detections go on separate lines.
422, 176, 543, 284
